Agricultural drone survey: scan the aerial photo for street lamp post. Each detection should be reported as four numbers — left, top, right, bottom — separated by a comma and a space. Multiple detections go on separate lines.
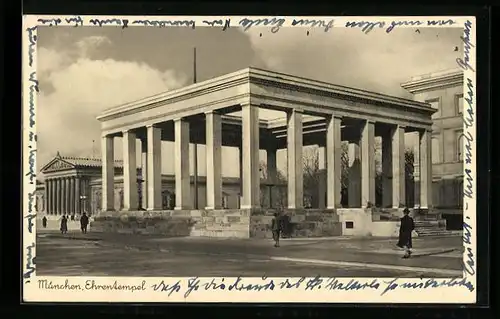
80, 195, 88, 215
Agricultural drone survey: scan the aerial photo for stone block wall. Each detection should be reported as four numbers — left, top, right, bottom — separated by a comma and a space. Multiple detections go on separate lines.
250, 209, 342, 238
91, 211, 196, 236
337, 208, 374, 237
91, 209, 251, 238
90, 208, 343, 239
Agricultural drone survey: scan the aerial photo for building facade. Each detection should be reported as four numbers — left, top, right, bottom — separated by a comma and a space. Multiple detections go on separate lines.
34, 153, 285, 218
34, 68, 441, 238
402, 69, 464, 229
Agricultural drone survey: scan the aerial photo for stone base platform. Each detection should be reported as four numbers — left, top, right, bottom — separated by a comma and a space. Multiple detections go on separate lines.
90, 209, 343, 239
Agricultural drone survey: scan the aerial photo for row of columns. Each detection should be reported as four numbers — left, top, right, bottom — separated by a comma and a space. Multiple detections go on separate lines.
45, 176, 88, 215
317, 124, 432, 209
102, 110, 227, 211
101, 104, 433, 212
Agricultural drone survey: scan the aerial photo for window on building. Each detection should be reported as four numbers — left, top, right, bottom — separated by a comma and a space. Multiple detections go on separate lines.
426, 98, 441, 118
119, 190, 124, 210
345, 221, 354, 229
455, 94, 464, 115
431, 136, 440, 164
432, 181, 440, 207
95, 192, 101, 213
456, 131, 464, 162
457, 179, 464, 208
222, 194, 228, 209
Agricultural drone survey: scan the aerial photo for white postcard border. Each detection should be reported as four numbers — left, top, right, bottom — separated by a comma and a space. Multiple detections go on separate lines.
22, 15, 477, 303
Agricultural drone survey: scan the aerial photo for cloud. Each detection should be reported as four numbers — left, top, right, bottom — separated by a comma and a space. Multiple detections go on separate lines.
75, 35, 112, 58
37, 36, 189, 173
244, 27, 463, 97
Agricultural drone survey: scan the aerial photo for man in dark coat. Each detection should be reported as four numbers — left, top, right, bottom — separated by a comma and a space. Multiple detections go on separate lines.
397, 208, 415, 258
42, 216, 47, 228
271, 212, 283, 247
60, 215, 68, 234
80, 212, 89, 234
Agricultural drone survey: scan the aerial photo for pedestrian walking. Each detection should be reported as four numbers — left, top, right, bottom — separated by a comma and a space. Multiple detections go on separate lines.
80, 212, 89, 234
42, 216, 47, 228
60, 215, 68, 234
271, 212, 283, 248
396, 207, 415, 258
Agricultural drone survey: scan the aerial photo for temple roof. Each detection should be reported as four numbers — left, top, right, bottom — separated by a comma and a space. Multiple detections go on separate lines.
40, 152, 126, 174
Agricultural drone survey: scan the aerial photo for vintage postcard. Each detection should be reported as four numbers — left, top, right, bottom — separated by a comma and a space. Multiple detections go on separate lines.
22, 15, 477, 303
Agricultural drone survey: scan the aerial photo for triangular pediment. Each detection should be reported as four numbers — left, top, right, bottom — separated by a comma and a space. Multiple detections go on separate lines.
41, 158, 76, 173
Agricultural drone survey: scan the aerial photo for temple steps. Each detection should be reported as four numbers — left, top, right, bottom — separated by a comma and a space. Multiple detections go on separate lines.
413, 219, 460, 237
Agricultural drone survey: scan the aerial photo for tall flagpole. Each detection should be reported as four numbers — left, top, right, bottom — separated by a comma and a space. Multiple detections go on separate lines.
193, 47, 199, 209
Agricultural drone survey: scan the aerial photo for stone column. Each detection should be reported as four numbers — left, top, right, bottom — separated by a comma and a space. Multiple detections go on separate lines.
81, 179, 88, 213
287, 109, 304, 209
56, 178, 63, 215
69, 177, 75, 215
419, 129, 433, 209
392, 125, 406, 208
361, 120, 376, 208
140, 139, 148, 209
63, 177, 69, 215
238, 145, 243, 207
381, 130, 393, 208
51, 179, 56, 214
326, 115, 342, 209
45, 179, 52, 215
348, 142, 361, 207
174, 118, 191, 210
241, 103, 260, 209
317, 146, 327, 209
205, 111, 223, 209
122, 130, 138, 210
102, 135, 115, 211
147, 125, 162, 210
75, 176, 81, 214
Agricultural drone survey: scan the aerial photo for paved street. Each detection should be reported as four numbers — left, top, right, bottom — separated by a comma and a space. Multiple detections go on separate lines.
35, 232, 464, 278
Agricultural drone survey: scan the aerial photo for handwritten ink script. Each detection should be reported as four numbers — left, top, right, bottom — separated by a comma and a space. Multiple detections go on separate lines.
25, 192, 37, 233
239, 17, 286, 33
26, 27, 37, 67
132, 19, 195, 29
33, 276, 475, 297
23, 242, 36, 282
24, 23, 39, 284
32, 16, 461, 35
346, 19, 455, 34
456, 20, 475, 72
291, 18, 334, 32
456, 16, 477, 284
90, 18, 129, 28
202, 19, 231, 31
382, 277, 474, 296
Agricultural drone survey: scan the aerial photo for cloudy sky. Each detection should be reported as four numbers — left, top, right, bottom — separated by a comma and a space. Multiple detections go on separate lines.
36, 25, 463, 177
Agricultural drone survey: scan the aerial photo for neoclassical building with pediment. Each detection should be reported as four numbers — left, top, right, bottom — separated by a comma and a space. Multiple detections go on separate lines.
35, 152, 272, 219
34, 68, 464, 237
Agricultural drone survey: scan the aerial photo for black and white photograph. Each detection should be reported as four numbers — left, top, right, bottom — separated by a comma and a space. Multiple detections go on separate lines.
22, 15, 477, 303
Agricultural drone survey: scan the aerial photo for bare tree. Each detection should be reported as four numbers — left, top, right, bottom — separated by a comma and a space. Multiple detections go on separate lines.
303, 147, 320, 208
405, 148, 415, 207
257, 145, 415, 210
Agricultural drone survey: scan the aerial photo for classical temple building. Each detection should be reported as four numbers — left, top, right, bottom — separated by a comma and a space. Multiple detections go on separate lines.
401, 69, 464, 229
35, 152, 281, 218
89, 67, 436, 238
35, 68, 463, 238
